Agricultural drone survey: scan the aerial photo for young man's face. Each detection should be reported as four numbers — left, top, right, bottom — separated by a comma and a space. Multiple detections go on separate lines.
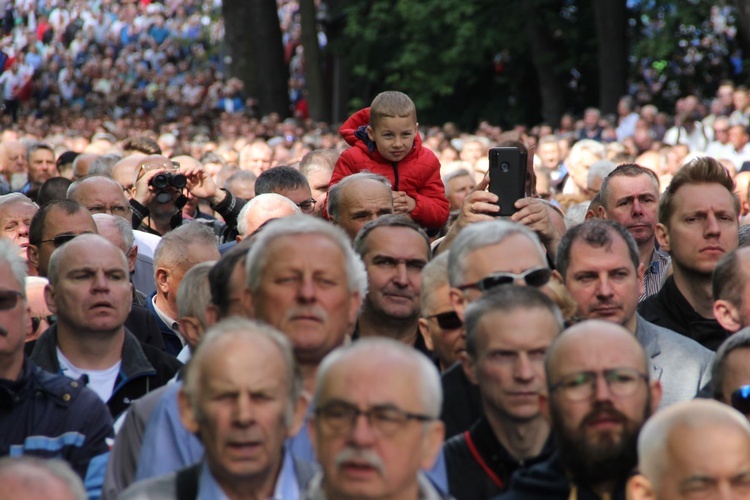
367, 116, 418, 163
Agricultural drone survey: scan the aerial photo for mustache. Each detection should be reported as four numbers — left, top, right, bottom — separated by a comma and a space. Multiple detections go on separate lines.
284, 306, 328, 322
334, 448, 385, 475
581, 404, 628, 428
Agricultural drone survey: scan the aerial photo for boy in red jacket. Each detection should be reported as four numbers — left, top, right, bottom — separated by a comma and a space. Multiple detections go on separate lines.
329, 91, 449, 231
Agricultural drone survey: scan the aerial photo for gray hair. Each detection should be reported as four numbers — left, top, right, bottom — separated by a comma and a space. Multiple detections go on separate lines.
0, 238, 28, 298
245, 215, 367, 298
448, 220, 546, 287
153, 222, 218, 272
177, 261, 214, 328
88, 154, 123, 177
711, 327, 750, 401
183, 317, 302, 427
236, 193, 300, 236
0, 193, 36, 211
314, 337, 443, 417
328, 172, 392, 223
464, 285, 563, 358
586, 160, 617, 188
442, 168, 473, 187
0, 457, 86, 500
420, 251, 450, 313
92, 213, 135, 252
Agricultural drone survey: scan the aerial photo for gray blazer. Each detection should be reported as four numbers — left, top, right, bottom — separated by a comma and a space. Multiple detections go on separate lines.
635, 314, 715, 408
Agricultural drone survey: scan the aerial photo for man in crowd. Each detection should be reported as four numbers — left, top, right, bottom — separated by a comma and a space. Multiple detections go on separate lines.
299, 149, 337, 217
235, 193, 300, 243
598, 164, 670, 300
354, 214, 431, 352
254, 165, 316, 214
628, 399, 750, 499
444, 286, 562, 499
710, 328, 750, 412
640, 157, 740, 350
557, 219, 714, 407
121, 318, 314, 499
21, 143, 58, 200
0, 457, 88, 500
239, 139, 275, 175
307, 338, 446, 499
0, 192, 37, 264
29, 234, 181, 419
0, 139, 26, 192
713, 247, 750, 334
0, 238, 113, 499
501, 320, 662, 499
327, 172, 394, 241
443, 169, 476, 212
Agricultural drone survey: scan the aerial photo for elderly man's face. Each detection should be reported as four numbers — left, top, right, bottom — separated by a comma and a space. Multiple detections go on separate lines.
0, 261, 28, 366
601, 174, 659, 246
180, 334, 300, 489
28, 148, 58, 185
649, 423, 750, 499
310, 353, 443, 499
418, 283, 464, 371
361, 226, 428, 322
336, 180, 393, 241
70, 178, 133, 219
245, 233, 360, 365
0, 201, 36, 261
445, 175, 476, 212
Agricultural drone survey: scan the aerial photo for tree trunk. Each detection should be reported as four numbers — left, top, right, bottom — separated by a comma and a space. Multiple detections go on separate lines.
248, 0, 291, 117
592, 0, 628, 115
299, 0, 330, 123
221, 0, 255, 96
524, 1, 567, 126
326, 0, 350, 124
735, 0, 750, 58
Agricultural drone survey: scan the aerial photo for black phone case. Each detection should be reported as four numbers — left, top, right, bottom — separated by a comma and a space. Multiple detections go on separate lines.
488, 147, 527, 216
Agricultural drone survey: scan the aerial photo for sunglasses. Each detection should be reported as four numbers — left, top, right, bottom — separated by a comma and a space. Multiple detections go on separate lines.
731, 385, 750, 414
0, 290, 23, 310
40, 233, 81, 248
424, 310, 463, 330
457, 266, 552, 292
31, 314, 57, 333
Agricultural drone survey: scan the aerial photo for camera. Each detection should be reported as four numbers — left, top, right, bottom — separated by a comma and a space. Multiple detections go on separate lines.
149, 172, 187, 190
501, 162, 510, 172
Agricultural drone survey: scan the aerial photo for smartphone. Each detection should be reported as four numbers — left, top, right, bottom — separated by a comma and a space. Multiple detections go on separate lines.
488, 147, 527, 216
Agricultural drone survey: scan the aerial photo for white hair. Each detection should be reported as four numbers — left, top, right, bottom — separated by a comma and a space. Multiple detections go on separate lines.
236, 193, 300, 236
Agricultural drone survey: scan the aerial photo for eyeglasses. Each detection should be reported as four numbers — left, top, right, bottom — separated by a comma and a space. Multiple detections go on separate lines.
39, 233, 81, 248
87, 205, 133, 217
0, 290, 23, 310
315, 401, 434, 437
424, 310, 462, 330
31, 314, 56, 333
550, 368, 648, 402
296, 198, 317, 214
731, 385, 750, 414
457, 266, 552, 292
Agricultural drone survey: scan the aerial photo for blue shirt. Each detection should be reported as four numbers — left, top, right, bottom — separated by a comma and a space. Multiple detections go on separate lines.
197, 450, 299, 500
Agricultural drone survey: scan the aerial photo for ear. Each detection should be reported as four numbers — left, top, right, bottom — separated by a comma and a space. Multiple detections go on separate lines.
44, 283, 58, 314
366, 125, 375, 142
449, 287, 467, 322
461, 352, 478, 385
417, 318, 434, 351
627, 474, 657, 500
177, 387, 201, 435
236, 234, 243, 243
155, 267, 170, 294
551, 269, 564, 285
204, 304, 220, 328
419, 420, 445, 470
714, 299, 743, 332
655, 223, 671, 252
597, 205, 607, 219
347, 291, 362, 328
308, 416, 319, 461
242, 286, 256, 318
27, 244, 39, 272
178, 316, 203, 348
649, 380, 663, 411
126, 246, 138, 274
287, 393, 309, 438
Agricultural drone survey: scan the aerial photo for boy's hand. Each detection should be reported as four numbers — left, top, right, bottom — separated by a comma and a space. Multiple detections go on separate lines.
393, 191, 416, 213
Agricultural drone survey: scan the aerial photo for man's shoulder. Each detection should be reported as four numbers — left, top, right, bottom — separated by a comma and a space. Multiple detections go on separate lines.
138, 341, 182, 378
496, 452, 570, 499
119, 470, 178, 500
25, 360, 107, 412
641, 319, 713, 360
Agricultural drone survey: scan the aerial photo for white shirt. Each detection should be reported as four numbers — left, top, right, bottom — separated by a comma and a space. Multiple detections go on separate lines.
57, 348, 121, 403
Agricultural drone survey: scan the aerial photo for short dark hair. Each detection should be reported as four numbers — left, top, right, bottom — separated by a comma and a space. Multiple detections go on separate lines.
122, 136, 161, 155
599, 164, 660, 210
26, 142, 55, 164
353, 213, 431, 260
556, 219, 640, 279
254, 166, 309, 196
712, 328, 750, 401
29, 199, 87, 246
659, 156, 739, 227
37, 177, 73, 206
209, 242, 251, 317
464, 285, 563, 358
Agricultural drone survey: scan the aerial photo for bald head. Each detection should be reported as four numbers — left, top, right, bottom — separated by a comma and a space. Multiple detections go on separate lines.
0, 457, 86, 500
236, 193, 301, 239
72, 154, 99, 180
632, 399, 750, 499
48, 234, 128, 287
111, 154, 144, 197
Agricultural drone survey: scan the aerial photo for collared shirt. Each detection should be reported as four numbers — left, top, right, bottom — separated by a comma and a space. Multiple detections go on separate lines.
150, 295, 185, 347
197, 450, 300, 500
640, 246, 671, 302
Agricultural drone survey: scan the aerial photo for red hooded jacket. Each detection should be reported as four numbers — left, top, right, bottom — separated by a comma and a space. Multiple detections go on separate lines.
329, 108, 449, 230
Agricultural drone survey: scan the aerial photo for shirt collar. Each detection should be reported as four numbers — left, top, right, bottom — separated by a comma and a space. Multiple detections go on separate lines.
197, 451, 300, 500
151, 294, 185, 344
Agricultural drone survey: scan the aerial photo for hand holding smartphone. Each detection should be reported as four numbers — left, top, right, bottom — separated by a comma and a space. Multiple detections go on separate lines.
488, 147, 527, 216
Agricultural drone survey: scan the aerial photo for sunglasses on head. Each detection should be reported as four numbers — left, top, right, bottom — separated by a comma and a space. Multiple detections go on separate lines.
31, 314, 57, 333
457, 266, 552, 292
424, 310, 463, 330
40, 233, 79, 248
731, 385, 750, 414
0, 290, 23, 311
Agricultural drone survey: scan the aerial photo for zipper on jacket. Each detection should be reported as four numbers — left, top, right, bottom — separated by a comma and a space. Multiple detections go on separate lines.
391, 162, 399, 191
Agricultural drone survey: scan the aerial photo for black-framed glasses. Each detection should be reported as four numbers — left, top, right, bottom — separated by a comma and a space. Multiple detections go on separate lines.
39, 233, 80, 248
457, 266, 552, 292
424, 310, 462, 330
314, 401, 434, 437
0, 290, 23, 310
296, 198, 317, 214
550, 368, 648, 402
31, 314, 56, 333
731, 385, 750, 414
87, 205, 133, 217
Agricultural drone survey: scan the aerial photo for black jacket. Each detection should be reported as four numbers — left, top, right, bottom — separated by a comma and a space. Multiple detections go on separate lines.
444, 416, 555, 500
441, 362, 482, 439
496, 451, 627, 500
638, 275, 729, 350
29, 325, 182, 419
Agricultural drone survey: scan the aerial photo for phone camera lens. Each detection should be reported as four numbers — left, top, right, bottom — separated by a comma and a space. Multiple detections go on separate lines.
501, 162, 510, 172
